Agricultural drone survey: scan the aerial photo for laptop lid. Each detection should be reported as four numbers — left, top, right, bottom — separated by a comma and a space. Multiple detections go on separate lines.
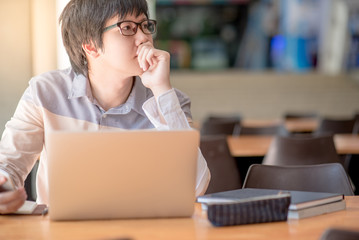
47, 129, 199, 221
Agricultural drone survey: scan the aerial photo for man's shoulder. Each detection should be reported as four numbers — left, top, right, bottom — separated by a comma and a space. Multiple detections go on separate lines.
30, 67, 75, 85
25, 67, 76, 103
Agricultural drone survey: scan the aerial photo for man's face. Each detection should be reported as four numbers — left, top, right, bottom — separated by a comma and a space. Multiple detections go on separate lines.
97, 13, 154, 77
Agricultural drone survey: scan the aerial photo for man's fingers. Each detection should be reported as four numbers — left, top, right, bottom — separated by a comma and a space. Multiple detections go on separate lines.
0, 188, 26, 205
0, 188, 27, 214
145, 49, 156, 66
137, 42, 157, 71
0, 176, 6, 185
138, 47, 151, 71
0, 197, 26, 214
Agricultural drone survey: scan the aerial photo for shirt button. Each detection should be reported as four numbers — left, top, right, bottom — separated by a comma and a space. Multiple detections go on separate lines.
103, 114, 107, 119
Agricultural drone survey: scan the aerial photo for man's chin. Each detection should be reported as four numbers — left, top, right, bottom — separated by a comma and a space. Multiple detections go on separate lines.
135, 67, 145, 76
125, 65, 143, 77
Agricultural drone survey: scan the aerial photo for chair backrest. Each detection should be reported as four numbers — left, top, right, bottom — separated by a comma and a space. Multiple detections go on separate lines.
200, 115, 241, 136
315, 118, 357, 134
354, 113, 359, 121
283, 111, 318, 120
242, 163, 354, 196
200, 135, 241, 194
238, 124, 288, 136
354, 113, 359, 134
200, 121, 239, 136
262, 134, 341, 166
319, 228, 359, 240
206, 114, 241, 123
24, 160, 39, 201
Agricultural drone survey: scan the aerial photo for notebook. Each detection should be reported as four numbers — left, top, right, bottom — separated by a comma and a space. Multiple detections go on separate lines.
197, 188, 345, 219
47, 129, 199, 221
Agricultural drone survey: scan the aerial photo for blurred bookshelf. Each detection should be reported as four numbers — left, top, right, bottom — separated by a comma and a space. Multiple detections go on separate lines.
153, 0, 359, 76
156, 0, 250, 4
346, 0, 359, 81
155, 0, 250, 70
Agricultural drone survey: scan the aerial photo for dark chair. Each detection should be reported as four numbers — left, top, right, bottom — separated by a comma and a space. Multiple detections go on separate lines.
200, 135, 241, 194
283, 112, 319, 134
206, 114, 241, 123
200, 114, 241, 136
354, 113, 359, 133
315, 117, 357, 135
242, 163, 354, 196
238, 124, 288, 136
314, 117, 357, 185
349, 113, 359, 194
283, 111, 318, 120
200, 121, 240, 136
320, 228, 359, 240
24, 160, 39, 201
262, 134, 341, 166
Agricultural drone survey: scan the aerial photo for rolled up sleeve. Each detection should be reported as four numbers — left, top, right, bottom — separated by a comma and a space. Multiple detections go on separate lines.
142, 88, 210, 196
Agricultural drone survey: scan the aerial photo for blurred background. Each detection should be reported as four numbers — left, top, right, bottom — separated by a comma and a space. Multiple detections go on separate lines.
1, 0, 359, 133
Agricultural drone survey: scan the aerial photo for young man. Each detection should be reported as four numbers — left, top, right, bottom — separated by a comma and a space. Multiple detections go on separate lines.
0, 0, 210, 214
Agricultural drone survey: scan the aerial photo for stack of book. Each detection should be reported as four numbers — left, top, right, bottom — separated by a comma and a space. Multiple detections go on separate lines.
197, 188, 346, 219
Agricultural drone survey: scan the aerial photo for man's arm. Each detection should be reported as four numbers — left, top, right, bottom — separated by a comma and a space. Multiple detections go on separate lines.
0, 84, 44, 212
138, 42, 210, 196
142, 89, 211, 196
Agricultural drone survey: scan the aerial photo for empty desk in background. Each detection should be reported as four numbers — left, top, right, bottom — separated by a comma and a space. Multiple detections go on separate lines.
195, 118, 318, 134
241, 118, 318, 133
0, 197, 358, 239
284, 118, 319, 133
227, 134, 359, 157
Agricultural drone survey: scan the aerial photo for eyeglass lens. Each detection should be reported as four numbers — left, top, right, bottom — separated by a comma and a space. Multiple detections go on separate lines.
119, 20, 156, 36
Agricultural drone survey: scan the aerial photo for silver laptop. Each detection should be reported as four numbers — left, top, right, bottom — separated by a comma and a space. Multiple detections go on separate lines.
47, 129, 199, 221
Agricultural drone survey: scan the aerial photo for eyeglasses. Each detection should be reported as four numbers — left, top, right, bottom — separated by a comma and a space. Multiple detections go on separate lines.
103, 19, 157, 36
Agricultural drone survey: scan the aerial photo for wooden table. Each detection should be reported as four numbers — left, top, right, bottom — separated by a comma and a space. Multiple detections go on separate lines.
0, 197, 358, 240
241, 118, 318, 133
283, 118, 318, 133
194, 118, 319, 133
227, 134, 359, 157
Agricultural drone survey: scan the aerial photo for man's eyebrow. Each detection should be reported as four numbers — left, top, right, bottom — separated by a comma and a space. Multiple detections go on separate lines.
132, 17, 148, 22
119, 15, 148, 22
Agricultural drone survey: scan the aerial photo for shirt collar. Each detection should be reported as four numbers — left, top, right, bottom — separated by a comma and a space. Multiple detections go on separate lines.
68, 74, 150, 116
68, 73, 93, 100
120, 76, 150, 115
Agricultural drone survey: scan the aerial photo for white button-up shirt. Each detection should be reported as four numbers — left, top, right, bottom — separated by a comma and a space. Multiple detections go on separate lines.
0, 68, 210, 204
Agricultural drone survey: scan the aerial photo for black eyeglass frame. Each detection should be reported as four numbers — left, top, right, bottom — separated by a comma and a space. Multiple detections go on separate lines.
103, 19, 157, 36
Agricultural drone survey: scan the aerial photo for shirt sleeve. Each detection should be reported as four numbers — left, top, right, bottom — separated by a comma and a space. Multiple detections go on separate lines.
0, 86, 43, 188
142, 88, 211, 196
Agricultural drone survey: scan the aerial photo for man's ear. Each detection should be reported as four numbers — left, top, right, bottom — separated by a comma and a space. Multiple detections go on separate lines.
82, 42, 100, 59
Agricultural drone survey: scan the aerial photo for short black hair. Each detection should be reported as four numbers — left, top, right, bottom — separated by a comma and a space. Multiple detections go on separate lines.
59, 0, 149, 76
